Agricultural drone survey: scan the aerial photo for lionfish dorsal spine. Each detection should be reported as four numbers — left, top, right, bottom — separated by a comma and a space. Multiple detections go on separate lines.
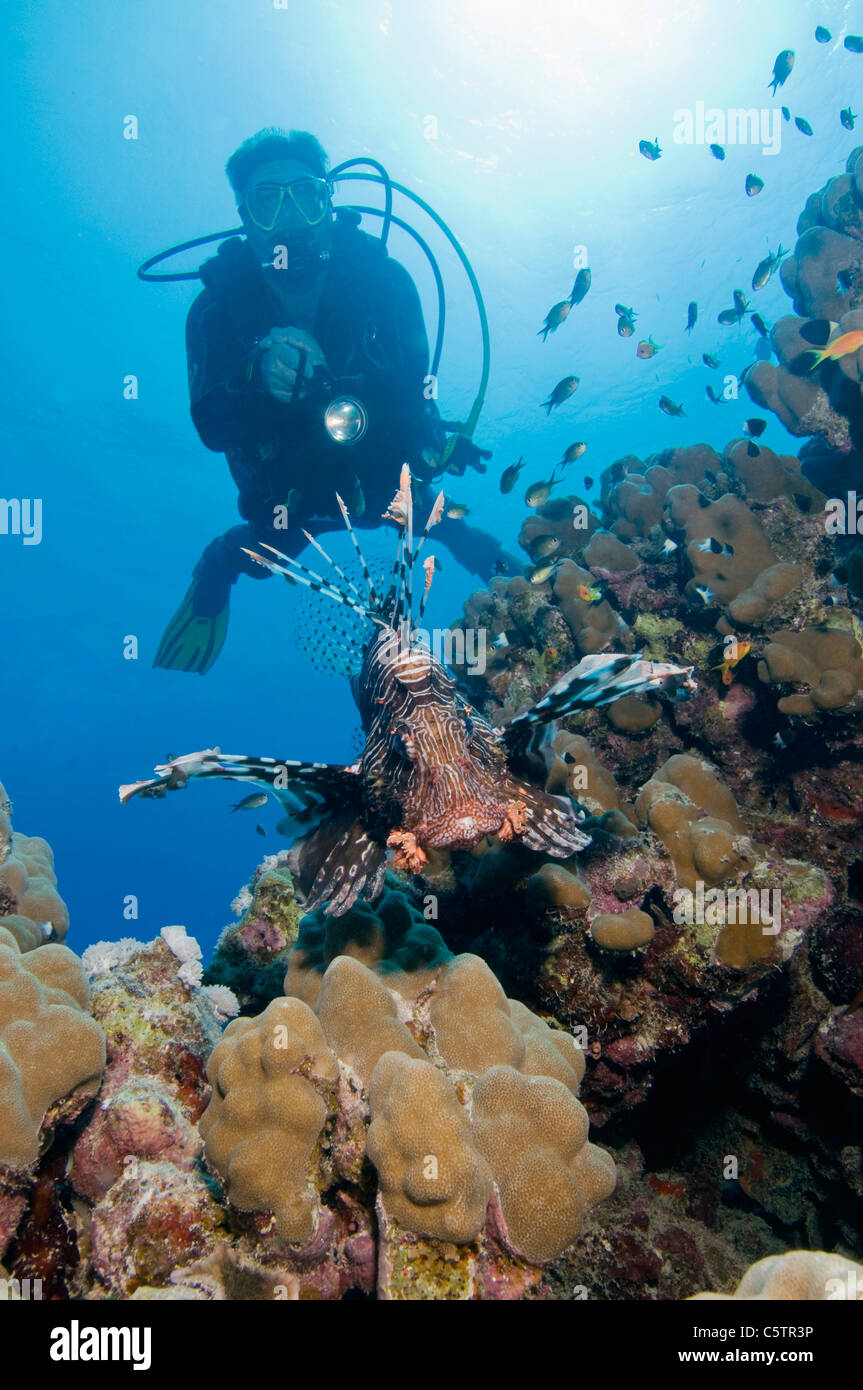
241, 545, 385, 626
335, 491, 380, 610
244, 470, 447, 640
301, 528, 364, 605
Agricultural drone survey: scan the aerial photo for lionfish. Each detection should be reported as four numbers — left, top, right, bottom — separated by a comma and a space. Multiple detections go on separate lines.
120, 467, 696, 917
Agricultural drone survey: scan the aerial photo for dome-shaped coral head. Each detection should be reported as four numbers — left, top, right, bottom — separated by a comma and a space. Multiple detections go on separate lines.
120, 468, 696, 916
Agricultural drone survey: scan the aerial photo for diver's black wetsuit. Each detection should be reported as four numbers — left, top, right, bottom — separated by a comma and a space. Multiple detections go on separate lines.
185, 211, 514, 612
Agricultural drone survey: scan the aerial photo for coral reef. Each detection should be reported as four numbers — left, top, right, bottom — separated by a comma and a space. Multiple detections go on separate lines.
0, 928, 105, 1171
7, 144, 863, 1306
204, 853, 303, 1012
203, 943, 614, 1288
757, 623, 863, 716
0, 781, 69, 950
691, 1250, 863, 1300
744, 148, 863, 487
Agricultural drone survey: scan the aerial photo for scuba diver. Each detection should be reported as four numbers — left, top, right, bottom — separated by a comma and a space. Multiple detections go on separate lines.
153, 128, 515, 674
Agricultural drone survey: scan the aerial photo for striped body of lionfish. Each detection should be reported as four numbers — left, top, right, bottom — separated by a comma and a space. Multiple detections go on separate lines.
120, 467, 696, 917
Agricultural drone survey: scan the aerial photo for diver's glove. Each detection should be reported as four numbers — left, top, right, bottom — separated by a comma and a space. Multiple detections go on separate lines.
442, 435, 492, 476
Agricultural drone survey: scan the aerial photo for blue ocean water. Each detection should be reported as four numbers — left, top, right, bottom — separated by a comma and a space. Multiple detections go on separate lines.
2, 0, 859, 958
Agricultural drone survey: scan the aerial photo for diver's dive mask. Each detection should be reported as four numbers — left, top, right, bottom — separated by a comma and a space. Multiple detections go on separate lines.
243, 176, 331, 231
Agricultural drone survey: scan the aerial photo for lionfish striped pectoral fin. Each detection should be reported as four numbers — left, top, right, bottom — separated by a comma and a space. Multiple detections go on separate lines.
498, 653, 697, 750
289, 810, 388, 917
504, 781, 592, 856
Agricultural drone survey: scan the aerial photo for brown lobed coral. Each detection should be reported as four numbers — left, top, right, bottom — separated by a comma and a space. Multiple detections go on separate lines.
0, 781, 69, 951
201, 947, 615, 1280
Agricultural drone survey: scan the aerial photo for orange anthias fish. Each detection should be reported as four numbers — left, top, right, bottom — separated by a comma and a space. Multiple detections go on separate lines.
807, 329, 863, 370
713, 639, 751, 686
578, 583, 602, 603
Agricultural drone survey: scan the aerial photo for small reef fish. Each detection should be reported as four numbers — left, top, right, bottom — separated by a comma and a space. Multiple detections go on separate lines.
798, 318, 836, 347
841, 108, 858, 130
639, 137, 662, 161
695, 585, 717, 605
733, 289, 749, 314
541, 376, 579, 414
747, 442, 761, 458
659, 395, 685, 416
561, 441, 587, 464
751, 313, 770, 339
703, 353, 721, 369
493, 558, 509, 575
577, 584, 602, 603
570, 267, 591, 305
781, 106, 791, 122
709, 143, 726, 160
255, 823, 266, 836
492, 633, 510, 649
529, 561, 557, 585
838, 268, 856, 292
815, 26, 831, 44
807, 329, 863, 369
445, 501, 470, 519
773, 728, 797, 749
531, 535, 561, 560
800, 319, 836, 350
744, 417, 767, 438
615, 303, 637, 320
661, 538, 678, 555
583, 476, 594, 490
617, 314, 636, 338
500, 456, 527, 493
525, 468, 561, 508
795, 116, 813, 136
712, 639, 751, 686
768, 49, 794, 95
718, 305, 745, 326
695, 537, 734, 555
231, 791, 269, 813
752, 246, 787, 291
705, 385, 724, 404
637, 336, 663, 359
844, 35, 863, 54
686, 301, 698, 333
538, 300, 571, 341
745, 174, 764, 197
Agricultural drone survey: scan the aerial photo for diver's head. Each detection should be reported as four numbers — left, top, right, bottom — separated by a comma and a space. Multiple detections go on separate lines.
227, 129, 334, 286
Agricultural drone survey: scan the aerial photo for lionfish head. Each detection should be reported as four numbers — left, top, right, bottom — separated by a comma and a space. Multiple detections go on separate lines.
359, 623, 472, 768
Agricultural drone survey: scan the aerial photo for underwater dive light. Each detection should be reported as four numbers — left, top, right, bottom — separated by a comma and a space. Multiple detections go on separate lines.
323, 396, 368, 444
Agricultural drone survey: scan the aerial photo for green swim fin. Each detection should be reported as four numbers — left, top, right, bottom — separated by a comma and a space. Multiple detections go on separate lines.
153, 580, 229, 675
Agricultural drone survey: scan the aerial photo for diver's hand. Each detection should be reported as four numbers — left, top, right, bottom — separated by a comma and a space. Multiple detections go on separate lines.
446, 436, 492, 476
259, 328, 329, 402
